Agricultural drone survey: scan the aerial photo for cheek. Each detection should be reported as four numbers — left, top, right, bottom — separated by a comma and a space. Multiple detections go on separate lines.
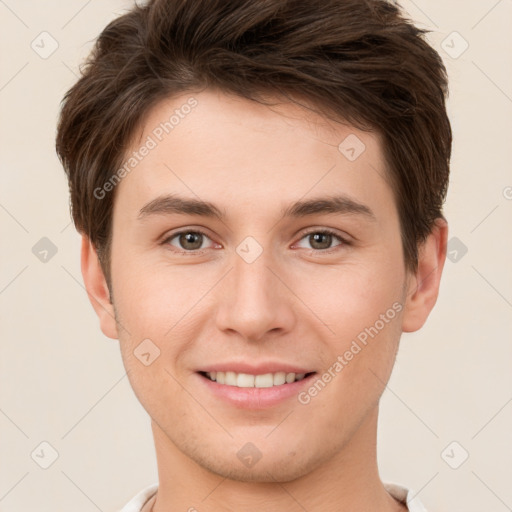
112, 261, 223, 398
112, 265, 195, 413
292, 257, 405, 405
113, 261, 205, 335
295, 259, 404, 339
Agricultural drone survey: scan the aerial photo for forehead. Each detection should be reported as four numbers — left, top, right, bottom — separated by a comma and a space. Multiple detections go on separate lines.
113, 89, 395, 225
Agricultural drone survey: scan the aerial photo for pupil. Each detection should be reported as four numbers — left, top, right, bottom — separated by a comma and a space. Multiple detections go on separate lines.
181, 232, 202, 250
311, 233, 331, 249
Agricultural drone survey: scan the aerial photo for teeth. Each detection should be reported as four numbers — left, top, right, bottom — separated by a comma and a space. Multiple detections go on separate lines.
204, 371, 309, 387
237, 373, 255, 387
225, 371, 237, 386
273, 372, 286, 386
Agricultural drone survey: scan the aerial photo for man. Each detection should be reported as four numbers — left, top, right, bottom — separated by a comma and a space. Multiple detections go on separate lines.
56, 0, 451, 510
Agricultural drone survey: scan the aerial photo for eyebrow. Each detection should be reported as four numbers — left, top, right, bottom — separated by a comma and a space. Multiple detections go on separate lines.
138, 193, 376, 222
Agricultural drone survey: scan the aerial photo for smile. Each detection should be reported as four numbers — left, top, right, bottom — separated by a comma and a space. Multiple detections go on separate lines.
201, 371, 315, 388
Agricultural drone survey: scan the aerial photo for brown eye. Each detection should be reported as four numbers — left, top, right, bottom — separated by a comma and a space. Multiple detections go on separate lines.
178, 232, 204, 250
295, 229, 346, 252
308, 232, 333, 250
165, 230, 213, 252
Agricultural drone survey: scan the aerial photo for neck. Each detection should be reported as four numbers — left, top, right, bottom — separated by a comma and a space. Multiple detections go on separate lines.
149, 405, 405, 512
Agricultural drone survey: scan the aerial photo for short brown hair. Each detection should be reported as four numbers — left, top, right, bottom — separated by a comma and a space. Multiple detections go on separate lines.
56, 0, 451, 285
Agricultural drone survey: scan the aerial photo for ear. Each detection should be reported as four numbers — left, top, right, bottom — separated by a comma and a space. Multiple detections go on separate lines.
401, 217, 448, 332
80, 235, 118, 339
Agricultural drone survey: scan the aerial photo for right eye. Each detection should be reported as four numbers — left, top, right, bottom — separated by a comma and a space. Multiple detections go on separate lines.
162, 229, 219, 254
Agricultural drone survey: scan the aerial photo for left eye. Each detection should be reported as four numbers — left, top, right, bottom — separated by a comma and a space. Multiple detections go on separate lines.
295, 230, 346, 251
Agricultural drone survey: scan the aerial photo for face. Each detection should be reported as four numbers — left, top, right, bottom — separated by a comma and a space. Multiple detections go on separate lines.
91, 89, 426, 482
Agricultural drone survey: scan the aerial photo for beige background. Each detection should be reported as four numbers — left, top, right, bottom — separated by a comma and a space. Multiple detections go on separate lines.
1, 1, 511, 511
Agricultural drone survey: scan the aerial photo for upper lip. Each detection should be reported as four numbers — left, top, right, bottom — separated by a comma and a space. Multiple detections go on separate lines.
198, 362, 315, 375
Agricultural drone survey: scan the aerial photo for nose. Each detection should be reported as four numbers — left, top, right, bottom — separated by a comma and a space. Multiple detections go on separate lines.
214, 241, 296, 342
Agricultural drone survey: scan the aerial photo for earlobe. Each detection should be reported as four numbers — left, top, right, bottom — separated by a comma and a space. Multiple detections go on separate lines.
401, 218, 448, 333
80, 235, 119, 339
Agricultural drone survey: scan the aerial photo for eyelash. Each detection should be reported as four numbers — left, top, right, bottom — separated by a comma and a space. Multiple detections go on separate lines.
161, 228, 350, 255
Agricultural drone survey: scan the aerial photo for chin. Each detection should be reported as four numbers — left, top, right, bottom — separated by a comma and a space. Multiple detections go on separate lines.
188, 444, 325, 484
203, 461, 310, 483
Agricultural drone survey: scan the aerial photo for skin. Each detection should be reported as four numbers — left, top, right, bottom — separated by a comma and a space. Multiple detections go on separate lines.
81, 89, 447, 512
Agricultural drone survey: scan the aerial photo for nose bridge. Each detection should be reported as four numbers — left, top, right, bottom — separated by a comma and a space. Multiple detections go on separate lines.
215, 236, 294, 340
234, 240, 274, 300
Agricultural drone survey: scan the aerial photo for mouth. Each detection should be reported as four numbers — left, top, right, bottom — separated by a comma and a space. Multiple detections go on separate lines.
198, 370, 317, 388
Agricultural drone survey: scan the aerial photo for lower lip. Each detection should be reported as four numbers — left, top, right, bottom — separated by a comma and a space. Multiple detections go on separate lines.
196, 372, 317, 409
